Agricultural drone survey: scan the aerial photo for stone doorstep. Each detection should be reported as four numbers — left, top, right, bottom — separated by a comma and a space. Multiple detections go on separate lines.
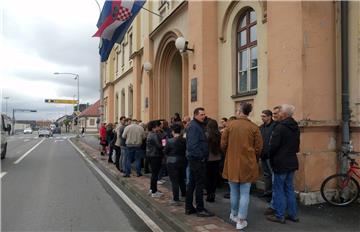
72, 138, 237, 232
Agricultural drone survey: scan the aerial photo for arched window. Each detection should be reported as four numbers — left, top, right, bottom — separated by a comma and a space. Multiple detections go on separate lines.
237, 8, 257, 94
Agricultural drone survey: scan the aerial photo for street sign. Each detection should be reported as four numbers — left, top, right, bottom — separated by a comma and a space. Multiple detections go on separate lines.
44, 99, 78, 104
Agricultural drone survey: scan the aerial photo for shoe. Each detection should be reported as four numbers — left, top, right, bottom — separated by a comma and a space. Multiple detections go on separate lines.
157, 180, 166, 185
223, 193, 230, 199
151, 191, 163, 198
236, 220, 248, 230
266, 215, 286, 224
229, 213, 237, 223
147, 190, 152, 196
123, 174, 130, 178
264, 207, 276, 215
169, 200, 181, 206
196, 209, 214, 217
185, 207, 197, 215
285, 215, 300, 222
137, 173, 143, 177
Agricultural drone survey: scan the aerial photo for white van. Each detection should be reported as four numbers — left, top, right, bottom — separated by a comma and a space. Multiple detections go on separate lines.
1, 114, 11, 159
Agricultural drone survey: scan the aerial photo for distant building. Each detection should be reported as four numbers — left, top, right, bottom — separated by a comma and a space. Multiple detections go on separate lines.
78, 100, 100, 134
56, 115, 74, 133
35, 120, 52, 129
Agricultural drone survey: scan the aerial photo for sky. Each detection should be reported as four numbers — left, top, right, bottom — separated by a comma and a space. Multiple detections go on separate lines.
0, 0, 105, 121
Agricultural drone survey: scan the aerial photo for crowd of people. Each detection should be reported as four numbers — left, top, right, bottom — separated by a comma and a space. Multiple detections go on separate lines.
98, 103, 300, 230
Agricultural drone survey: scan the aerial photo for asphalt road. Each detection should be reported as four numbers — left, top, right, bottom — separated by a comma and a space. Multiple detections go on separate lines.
1, 133, 152, 231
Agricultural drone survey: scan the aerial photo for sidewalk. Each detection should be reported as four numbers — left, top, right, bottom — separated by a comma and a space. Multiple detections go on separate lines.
73, 135, 360, 232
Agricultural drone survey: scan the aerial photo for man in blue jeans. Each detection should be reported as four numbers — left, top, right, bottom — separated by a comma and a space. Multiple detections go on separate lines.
122, 119, 145, 177
267, 104, 300, 223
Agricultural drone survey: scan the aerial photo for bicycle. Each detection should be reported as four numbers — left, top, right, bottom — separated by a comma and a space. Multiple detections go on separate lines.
320, 152, 360, 206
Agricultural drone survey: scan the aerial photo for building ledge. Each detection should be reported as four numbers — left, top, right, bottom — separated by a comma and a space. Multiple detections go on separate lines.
231, 90, 257, 99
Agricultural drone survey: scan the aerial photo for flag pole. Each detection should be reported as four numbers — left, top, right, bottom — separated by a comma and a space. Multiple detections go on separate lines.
140, 6, 162, 18
132, 2, 162, 18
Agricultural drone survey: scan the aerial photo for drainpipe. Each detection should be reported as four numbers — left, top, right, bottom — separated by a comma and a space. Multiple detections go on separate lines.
340, 0, 350, 173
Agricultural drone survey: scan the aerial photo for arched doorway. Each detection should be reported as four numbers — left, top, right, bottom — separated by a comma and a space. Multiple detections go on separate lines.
152, 31, 188, 120
169, 51, 182, 118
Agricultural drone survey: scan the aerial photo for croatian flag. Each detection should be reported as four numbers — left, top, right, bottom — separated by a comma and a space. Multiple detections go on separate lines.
93, 0, 145, 62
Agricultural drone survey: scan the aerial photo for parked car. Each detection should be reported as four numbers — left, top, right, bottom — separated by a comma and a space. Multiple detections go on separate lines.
24, 128, 33, 134
52, 127, 61, 134
1, 114, 11, 159
38, 128, 52, 137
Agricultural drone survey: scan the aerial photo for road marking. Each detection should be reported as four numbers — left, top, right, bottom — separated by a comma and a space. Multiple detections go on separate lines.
24, 139, 30, 142
54, 140, 64, 142
14, 139, 45, 164
68, 139, 163, 232
1, 172, 7, 178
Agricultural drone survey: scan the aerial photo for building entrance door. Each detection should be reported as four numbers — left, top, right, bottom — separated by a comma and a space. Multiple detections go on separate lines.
169, 52, 182, 118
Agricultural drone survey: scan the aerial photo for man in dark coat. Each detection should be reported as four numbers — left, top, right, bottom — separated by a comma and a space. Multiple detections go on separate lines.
259, 110, 276, 197
267, 104, 300, 224
185, 107, 213, 217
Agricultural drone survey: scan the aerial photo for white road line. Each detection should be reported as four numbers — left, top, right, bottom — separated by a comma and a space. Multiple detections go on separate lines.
68, 139, 163, 232
14, 139, 45, 164
1, 172, 7, 178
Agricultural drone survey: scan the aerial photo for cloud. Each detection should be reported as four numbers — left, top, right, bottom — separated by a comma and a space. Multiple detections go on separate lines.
1, 0, 103, 120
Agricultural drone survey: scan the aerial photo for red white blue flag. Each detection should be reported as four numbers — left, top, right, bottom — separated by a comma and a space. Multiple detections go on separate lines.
93, 0, 145, 62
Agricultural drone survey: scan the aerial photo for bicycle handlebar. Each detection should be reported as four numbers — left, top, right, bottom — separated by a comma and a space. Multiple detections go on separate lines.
342, 151, 360, 166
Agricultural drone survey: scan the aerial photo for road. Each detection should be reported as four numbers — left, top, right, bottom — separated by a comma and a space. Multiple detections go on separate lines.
1, 133, 152, 231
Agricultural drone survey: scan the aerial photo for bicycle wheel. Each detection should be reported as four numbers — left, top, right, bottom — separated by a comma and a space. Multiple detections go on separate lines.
320, 174, 360, 206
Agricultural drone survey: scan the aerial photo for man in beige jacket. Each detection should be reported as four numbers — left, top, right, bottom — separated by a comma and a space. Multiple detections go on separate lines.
221, 103, 263, 230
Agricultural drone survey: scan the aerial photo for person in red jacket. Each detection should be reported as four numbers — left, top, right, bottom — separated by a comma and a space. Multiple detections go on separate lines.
99, 123, 107, 156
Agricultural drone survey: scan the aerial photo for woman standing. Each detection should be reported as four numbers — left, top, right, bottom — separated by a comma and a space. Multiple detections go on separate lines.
164, 123, 186, 205
146, 120, 164, 198
99, 123, 107, 156
205, 118, 222, 202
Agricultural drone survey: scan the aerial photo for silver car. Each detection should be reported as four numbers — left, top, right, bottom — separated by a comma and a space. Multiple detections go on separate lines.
38, 128, 52, 137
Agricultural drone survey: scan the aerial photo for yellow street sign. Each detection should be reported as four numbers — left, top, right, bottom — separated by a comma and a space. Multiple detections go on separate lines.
45, 99, 78, 104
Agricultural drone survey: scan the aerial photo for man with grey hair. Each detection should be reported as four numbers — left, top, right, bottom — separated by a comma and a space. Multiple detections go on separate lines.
267, 104, 300, 224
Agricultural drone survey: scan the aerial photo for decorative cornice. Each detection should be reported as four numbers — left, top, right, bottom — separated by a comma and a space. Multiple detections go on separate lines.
113, 67, 134, 85
129, 47, 144, 60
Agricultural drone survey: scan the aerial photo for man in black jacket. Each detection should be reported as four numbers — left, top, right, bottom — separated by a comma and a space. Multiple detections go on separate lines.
185, 107, 213, 217
267, 104, 300, 224
259, 110, 276, 198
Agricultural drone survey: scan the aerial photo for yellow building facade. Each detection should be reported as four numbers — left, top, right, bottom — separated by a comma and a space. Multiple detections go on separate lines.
100, 0, 360, 204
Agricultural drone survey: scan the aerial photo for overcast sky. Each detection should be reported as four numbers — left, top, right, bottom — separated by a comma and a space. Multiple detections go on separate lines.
0, 0, 105, 120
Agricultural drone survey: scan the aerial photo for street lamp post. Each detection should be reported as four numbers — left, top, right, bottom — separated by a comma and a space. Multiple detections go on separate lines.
54, 72, 80, 137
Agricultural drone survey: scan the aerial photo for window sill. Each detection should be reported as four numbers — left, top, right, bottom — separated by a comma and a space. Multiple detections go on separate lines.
231, 90, 257, 99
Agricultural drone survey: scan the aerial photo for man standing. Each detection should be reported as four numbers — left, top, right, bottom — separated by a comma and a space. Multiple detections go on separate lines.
221, 103, 263, 230
114, 116, 126, 171
259, 110, 276, 198
122, 119, 145, 177
267, 104, 300, 223
185, 107, 213, 217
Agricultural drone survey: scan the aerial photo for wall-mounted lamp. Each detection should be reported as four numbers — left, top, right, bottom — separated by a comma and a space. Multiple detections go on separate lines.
143, 62, 152, 73
175, 37, 194, 53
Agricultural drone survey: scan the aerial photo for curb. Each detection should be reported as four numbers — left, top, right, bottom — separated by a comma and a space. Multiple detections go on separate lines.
71, 138, 194, 232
